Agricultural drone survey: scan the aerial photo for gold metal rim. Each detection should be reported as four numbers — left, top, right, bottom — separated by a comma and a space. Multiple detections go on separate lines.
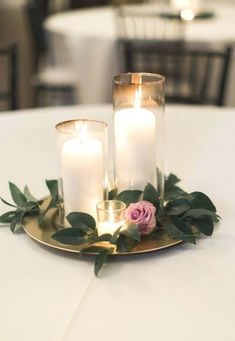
55, 119, 108, 134
22, 203, 183, 256
113, 72, 165, 86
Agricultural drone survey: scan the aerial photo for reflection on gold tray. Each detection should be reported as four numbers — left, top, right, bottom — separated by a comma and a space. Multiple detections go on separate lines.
22, 205, 183, 256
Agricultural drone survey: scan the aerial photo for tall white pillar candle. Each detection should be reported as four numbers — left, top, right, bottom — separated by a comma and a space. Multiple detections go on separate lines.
115, 107, 156, 192
61, 137, 104, 218
113, 73, 165, 198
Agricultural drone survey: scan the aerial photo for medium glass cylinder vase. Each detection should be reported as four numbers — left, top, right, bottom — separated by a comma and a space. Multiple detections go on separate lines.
56, 119, 108, 222
113, 72, 165, 198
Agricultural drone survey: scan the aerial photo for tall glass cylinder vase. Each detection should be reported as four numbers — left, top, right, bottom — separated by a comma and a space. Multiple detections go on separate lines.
56, 119, 108, 223
113, 73, 165, 199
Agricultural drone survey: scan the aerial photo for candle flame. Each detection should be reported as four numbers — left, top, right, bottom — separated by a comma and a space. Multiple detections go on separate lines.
180, 8, 195, 21
134, 86, 142, 109
132, 74, 142, 109
109, 206, 115, 222
75, 122, 87, 142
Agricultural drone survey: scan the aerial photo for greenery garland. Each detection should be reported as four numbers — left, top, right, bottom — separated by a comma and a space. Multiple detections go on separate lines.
0, 174, 220, 276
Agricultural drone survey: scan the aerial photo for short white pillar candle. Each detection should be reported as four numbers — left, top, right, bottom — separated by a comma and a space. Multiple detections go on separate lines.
56, 120, 107, 222
61, 137, 103, 218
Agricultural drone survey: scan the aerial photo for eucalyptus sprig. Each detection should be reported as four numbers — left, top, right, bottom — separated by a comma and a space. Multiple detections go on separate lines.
38, 180, 60, 226
0, 180, 60, 232
114, 177, 219, 245
51, 212, 140, 276
51, 174, 220, 276
0, 183, 40, 232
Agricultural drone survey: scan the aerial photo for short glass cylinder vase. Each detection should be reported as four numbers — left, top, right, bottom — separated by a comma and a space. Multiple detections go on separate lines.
96, 200, 126, 236
113, 72, 165, 198
56, 119, 108, 222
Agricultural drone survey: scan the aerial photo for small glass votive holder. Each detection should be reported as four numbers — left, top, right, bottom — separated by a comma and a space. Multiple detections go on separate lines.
96, 200, 126, 236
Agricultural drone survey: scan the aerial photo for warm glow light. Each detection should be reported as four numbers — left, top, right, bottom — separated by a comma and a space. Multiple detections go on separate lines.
171, 0, 199, 11
180, 8, 195, 21
134, 87, 142, 108
132, 74, 142, 109
75, 122, 88, 141
96, 200, 126, 236
108, 206, 115, 222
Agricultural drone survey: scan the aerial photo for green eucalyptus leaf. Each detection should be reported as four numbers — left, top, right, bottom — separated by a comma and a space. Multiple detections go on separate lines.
117, 190, 142, 207
9, 182, 27, 206
162, 218, 196, 244
110, 226, 123, 244
165, 173, 181, 187
66, 212, 96, 232
10, 211, 24, 233
164, 186, 187, 201
116, 234, 139, 252
0, 210, 17, 224
108, 189, 117, 200
46, 179, 59, 205
143, 183, 160, 209
96, 233, 112, 242
23, 186, 38, 202
10, 214, 20, 233
171, 216, 194, 235
121, 223, 140, 241
187, 192, 216, 212
23, 201, 39, 211
0, 197, 17, 208
164, 174, 187, 201
191, 217, 214, 236
38, 198, 56, 226
165, 198, 191, 216
52, 228, 96, 245
38, 214, 44, 227
183, 208, 219, 222
95, 249, 112, 277
38, 210, 48, 227
156, 207, 165, 221
67, 220, 95, 235
80, 245, 109, 254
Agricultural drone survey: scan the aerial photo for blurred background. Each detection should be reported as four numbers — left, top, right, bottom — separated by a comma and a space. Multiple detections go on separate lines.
0, 0, 234, 111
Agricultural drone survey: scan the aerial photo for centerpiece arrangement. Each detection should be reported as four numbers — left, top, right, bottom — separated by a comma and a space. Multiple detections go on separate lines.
0, 73, 220, 276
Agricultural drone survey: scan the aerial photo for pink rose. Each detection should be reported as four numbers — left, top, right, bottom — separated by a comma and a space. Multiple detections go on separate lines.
125, 201, 157, 236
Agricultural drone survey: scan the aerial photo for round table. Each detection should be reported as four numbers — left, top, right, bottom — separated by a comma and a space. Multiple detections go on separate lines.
0, 103, 235, 340
44, 4, 235, 106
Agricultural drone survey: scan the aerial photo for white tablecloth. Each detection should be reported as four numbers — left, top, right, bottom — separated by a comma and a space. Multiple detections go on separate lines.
0, 104, 235, 341
44, 5, 235, 105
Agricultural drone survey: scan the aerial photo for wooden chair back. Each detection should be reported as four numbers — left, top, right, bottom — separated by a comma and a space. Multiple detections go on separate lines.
120, 39, 232, 106
0, 44, 18, 111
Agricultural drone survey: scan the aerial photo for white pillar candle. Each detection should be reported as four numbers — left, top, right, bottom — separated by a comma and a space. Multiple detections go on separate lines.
61, 137, 104, 219
115, 107, 156, 192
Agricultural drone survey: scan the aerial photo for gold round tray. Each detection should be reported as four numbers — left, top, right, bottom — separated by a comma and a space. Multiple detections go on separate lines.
22, 204, 183, 256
